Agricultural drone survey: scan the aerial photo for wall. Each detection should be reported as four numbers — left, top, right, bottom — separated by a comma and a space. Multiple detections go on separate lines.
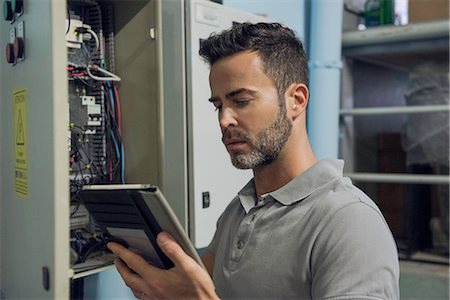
223, 0, 307, 40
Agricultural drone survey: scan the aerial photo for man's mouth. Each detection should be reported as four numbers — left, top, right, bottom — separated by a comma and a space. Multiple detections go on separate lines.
223, 139, 247, 152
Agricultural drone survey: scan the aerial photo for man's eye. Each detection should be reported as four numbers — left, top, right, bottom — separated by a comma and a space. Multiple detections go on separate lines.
234, 99, 249, 107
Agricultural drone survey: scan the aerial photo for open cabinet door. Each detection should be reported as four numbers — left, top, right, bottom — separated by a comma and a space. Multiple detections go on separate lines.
185, 0, 269, 248
0, 0, 70, 298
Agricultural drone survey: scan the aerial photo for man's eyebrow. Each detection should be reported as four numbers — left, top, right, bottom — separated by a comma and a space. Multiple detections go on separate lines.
226, 88, 256, 98
208, 88, 257, 103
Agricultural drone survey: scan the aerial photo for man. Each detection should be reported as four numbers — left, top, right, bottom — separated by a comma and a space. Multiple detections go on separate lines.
108, 22, 399, 299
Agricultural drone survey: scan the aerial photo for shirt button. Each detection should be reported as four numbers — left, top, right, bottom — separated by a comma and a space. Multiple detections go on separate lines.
237, 240, 245, 249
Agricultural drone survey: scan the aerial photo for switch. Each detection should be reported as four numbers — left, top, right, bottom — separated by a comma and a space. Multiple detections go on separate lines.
15, 20, 24, 61
11, 0, 23, 14
202, 191, 210, 208
7, 26, 16, 64
5, 43, 14, 64
3, 0, 13, 21
13, 36, 23, 59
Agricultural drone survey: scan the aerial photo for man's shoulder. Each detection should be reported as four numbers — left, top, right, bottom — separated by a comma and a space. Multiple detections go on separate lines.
305, 176, 383, 221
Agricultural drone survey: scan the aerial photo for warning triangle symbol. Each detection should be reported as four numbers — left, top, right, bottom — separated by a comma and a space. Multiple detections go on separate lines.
16, 109, 25, 145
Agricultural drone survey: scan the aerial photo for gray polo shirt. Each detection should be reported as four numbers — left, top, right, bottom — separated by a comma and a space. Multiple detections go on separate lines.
208, 159, 399, 299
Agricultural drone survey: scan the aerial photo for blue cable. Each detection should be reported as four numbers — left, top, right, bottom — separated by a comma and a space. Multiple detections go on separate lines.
107, 81, 123, 182
109, 131, 121, 165
107, 81, 115, 112
121, 144, 125, 184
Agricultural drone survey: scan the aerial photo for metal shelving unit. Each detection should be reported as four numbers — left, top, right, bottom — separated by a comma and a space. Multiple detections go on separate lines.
341, 19, 449, 185
340, 20, 449, 264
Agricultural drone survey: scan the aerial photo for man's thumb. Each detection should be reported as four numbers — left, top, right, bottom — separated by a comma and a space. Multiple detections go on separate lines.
157, 232, 188, 267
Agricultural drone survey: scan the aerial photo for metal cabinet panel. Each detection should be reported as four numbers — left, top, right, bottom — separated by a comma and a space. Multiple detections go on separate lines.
0, 0, 69, 298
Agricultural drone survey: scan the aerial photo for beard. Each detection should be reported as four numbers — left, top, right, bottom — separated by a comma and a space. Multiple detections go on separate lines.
222, 105, 292, 169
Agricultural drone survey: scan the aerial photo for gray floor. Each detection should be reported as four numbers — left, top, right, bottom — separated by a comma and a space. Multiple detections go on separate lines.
400, 260, 449, 299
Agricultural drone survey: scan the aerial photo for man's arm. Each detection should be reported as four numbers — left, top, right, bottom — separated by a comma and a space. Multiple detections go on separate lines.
311, 202, 400, 299
201, 250, 215, 277
108, 232, 219, 300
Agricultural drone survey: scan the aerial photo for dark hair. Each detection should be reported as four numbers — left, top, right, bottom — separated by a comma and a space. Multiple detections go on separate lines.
199, 22, 308, 98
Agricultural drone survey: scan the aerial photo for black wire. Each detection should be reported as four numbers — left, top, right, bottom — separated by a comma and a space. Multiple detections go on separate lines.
81, 0, 85, 24
77, 239, 106, 263
75, 77, 96, 88
66, 5, 71, 35
70, 201, 81, 217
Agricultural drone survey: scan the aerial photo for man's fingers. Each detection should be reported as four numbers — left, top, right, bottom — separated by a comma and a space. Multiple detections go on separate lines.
157, 232, 194, 269
107, 241, 125, 253
108, 242, 159, 278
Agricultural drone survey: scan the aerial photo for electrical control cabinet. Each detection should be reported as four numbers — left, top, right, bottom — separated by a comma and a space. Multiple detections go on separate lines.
0, 1, 70, 298
1, 0, 267, 297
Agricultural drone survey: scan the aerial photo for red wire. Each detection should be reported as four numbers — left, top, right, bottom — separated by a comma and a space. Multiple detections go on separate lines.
113, 85, 122, 135
109, 159, 113, 181
70, 72, 88, 76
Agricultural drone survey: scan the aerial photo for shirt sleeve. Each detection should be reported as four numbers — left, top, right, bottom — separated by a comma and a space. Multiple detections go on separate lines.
310, 201, 400, 300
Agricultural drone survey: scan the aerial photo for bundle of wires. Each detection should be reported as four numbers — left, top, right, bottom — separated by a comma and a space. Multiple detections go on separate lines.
67, 65, 89, 79
66, 20, 124, 185
67, 1, 125, 272
103, 80, 125, 183
67, 83, 124, 186
69, 123, 103, 198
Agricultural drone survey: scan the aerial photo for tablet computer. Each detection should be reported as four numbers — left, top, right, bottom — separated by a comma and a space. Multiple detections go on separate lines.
78, 184, 204, 269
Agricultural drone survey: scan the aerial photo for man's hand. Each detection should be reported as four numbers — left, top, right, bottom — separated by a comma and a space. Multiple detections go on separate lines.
107, 232, 219, 300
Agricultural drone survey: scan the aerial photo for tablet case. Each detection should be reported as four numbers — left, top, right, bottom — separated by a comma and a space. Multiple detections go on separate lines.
78, 184, 202, 269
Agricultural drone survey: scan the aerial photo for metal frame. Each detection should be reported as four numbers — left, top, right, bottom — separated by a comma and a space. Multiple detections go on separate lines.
340, 105, 450, 116
345, 172, 450, 185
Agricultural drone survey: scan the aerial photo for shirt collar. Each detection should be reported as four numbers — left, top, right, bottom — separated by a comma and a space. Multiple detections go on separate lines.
237, 159, 344, 212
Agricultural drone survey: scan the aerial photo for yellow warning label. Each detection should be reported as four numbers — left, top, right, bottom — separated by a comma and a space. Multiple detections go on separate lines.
14, 89, 28, 197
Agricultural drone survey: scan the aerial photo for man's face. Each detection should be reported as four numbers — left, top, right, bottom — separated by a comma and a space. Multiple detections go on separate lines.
208, 51, 292, 169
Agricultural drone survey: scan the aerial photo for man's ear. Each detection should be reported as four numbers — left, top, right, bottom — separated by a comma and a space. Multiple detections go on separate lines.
285, 83, 309, 119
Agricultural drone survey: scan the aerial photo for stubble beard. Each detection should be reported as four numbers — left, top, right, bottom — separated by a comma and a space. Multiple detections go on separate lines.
224, 105, 292, 170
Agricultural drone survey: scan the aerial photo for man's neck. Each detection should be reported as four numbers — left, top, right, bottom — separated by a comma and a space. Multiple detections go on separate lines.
252, 143, 317, 198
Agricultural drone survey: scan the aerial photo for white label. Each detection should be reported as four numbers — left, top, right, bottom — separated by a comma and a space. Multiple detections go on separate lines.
195, 4, 219, 27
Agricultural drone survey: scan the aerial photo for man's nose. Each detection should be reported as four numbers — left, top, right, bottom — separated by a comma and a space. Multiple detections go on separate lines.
219, 107, 238, 131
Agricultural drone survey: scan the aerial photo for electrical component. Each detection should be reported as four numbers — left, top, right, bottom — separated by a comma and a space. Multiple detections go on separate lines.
81, 96, 101, 127
11, 0, 23, 14
65, 18, 83, 49
3, 0, 13, 21
5, 42, 14, 64
14, 20, 24, 61
67, 1, 125, 275
70, 203, 90, 229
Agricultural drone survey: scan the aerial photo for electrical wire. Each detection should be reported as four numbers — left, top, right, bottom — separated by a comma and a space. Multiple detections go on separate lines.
68, 2, 126, 264
87, 64, 121, 82
113, 85, 125, 183
74, 24, 120, 82
84, 27, 99, 63
66, 6, 71, 35
67, 12, 123, 185
113, 85, 121, 134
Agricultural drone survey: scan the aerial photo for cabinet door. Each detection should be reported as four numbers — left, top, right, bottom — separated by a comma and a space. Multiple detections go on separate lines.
186, 0, 273, 248
0, 0, 69, 298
